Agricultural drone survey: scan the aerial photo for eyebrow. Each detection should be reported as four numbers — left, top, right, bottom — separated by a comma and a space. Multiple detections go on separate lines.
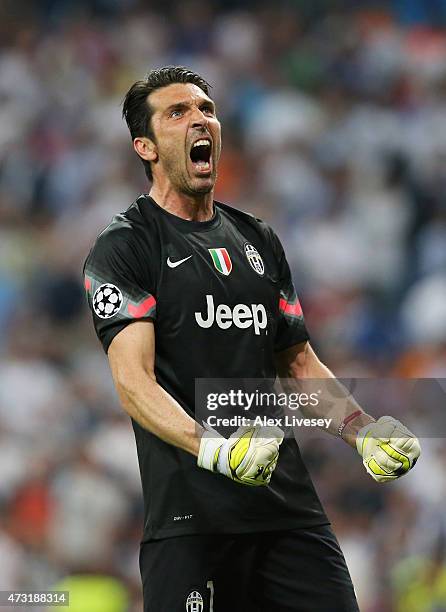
164, 99, 216, 113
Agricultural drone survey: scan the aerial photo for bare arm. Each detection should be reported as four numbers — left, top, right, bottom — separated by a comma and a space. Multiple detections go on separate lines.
108, 320, 203, 456
275, 341, 375, 448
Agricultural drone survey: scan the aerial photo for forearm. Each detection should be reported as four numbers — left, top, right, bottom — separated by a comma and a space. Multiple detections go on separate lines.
114, 367, 202, 457
278, 344, 374, 448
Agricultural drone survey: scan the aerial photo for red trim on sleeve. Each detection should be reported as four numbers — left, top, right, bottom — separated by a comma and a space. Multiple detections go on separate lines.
84, 277, 92, 291
279, 297, 303, 317
128, 295, 156, 318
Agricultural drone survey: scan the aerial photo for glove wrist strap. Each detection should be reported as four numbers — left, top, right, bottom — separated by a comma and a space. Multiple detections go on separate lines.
198, 431, 223, 473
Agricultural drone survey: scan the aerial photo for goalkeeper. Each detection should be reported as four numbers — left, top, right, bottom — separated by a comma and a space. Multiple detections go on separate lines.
84, 66, 420, 611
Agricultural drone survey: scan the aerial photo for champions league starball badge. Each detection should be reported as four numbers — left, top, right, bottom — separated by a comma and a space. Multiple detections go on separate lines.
93, 283, 123, 319
244, 243, 264, 276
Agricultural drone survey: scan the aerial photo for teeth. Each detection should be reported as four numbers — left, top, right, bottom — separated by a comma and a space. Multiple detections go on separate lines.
192, 139, 211, 148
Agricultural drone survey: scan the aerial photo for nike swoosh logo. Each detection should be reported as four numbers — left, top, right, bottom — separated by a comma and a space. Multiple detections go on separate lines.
167, 255, 193, 268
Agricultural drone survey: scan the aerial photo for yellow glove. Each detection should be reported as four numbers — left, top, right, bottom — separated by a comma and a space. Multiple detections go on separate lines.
198, 423, 284, 486
356, 416, 420, 483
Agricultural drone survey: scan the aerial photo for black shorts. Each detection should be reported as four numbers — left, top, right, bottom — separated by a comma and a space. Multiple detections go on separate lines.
139, 524, 359, 611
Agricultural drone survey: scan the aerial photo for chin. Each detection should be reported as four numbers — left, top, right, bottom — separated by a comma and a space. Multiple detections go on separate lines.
187, 177, 215, 195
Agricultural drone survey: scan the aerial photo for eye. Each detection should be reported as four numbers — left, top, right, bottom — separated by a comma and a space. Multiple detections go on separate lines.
169, 109, 183, 118
201, 105, 215, 115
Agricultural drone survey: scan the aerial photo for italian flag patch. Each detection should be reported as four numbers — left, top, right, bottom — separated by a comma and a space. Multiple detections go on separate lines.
209, 248, 232, 276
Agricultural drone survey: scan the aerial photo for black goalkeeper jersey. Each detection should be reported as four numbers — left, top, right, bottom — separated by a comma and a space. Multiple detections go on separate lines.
84, 195, 327, 541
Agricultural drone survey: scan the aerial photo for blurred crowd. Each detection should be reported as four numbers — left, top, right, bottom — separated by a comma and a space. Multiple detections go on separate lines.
0, 1, 445, 610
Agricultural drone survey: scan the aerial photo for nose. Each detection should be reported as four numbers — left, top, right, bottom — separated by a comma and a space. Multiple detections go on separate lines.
191, 107, 208, 129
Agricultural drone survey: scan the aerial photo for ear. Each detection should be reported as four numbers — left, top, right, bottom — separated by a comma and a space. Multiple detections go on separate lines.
133, 137, 158, 163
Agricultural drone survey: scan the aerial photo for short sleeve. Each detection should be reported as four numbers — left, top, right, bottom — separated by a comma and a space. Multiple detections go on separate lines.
83, 225, 157, 353
268, 229, 310, 352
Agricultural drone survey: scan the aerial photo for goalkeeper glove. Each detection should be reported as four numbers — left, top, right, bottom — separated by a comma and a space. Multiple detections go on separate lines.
198, 423, 284, 486
356, 416, 420, 483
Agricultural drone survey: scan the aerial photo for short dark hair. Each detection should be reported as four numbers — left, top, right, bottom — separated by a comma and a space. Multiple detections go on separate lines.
122, 66, 212, 181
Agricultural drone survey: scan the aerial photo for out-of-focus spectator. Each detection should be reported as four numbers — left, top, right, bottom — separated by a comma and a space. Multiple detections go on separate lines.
49, 451, 130, 568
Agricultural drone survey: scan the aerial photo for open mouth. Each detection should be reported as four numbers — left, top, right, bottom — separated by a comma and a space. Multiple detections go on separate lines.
190, 138, 212, 173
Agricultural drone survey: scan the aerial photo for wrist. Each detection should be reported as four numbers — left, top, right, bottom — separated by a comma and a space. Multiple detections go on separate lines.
337, 410, 363, 437
340, 412, 375, 449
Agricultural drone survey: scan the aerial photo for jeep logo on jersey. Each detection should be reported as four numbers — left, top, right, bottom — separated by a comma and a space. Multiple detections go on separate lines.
208, 247, 232, 275
244, 243, 264, 276
195, 295, 267, 335
186, 590, 203, 612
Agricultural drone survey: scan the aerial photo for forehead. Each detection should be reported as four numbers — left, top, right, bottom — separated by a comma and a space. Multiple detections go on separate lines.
148, 82, 212, 113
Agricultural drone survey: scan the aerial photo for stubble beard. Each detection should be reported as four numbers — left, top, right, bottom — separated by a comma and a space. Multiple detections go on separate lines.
166, 157, 216, 197
182, 177, 215, 196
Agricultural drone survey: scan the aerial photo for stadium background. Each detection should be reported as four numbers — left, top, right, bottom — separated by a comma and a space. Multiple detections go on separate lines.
0, 0, 446, 610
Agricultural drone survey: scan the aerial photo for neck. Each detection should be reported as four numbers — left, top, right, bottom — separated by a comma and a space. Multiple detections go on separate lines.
149, 183, 214, 222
